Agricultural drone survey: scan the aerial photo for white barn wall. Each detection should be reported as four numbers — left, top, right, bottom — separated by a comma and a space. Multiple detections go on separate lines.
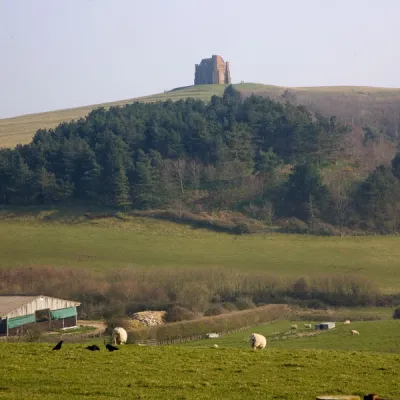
6, 296, 80, 318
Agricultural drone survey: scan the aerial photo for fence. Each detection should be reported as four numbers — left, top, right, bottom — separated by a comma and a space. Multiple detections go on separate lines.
132, 320, 279, 346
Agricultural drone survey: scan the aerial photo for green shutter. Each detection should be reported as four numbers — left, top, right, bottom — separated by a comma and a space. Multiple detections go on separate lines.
50, 307, 77, 320
7, 314, 36, 329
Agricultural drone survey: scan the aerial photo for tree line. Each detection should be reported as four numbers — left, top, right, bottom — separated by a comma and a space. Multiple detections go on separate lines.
1, 86, 399, 233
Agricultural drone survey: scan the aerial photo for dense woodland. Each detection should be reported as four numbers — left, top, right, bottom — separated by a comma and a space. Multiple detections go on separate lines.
1, 86, 400, 233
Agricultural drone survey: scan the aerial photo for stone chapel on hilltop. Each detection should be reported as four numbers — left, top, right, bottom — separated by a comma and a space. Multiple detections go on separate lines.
194, 55, 231, 85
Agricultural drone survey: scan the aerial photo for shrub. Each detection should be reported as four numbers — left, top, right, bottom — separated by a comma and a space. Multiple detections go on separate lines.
235, 296, 256, 310
204, 303, 226, 316
277, 217, 308, 234
164, 305, 200, 322
24, 326, 43, 342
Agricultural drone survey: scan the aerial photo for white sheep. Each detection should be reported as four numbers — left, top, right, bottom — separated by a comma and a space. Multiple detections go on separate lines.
250, 333, 267, 350
290, 324, 298, 330
304, 324, 312, 329
112, 327, 128, 345
344, 320, 351, 325
351, 330, 360, 336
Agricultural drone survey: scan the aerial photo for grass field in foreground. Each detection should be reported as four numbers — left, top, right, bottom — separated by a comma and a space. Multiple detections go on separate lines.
0, 343, 398, 400
0, 210, 400, 291
2, 82, 400, 148
181, 320, 400, 353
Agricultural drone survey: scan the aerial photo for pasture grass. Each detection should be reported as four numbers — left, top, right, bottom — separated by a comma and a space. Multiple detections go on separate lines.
0, 209, 400, 292
0, 342, 399, 399
2, 82, 400, 147
181, 320, 400, 354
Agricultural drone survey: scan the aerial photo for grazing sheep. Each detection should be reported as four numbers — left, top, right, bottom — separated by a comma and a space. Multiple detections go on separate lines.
290, 324, 298, 330
344, 320, 351, 325
304, 324, 312, 329
250, 333, 267, 350
351, 330, 360, 336
213, 344, 219, 348
112, 327, 128, 345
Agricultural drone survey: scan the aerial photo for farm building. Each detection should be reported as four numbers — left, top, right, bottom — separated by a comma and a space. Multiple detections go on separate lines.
0, 295, 81, 336
315, 322, 336, 330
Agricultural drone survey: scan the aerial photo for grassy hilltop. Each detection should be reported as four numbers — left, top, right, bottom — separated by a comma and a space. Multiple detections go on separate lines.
2, 82, 400, 148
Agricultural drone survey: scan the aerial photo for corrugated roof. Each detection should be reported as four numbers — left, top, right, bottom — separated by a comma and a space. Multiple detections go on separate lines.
0, 296, 39, 317
0, 295, 81, 318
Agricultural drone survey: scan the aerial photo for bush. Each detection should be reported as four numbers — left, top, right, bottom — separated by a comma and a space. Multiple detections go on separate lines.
164, 305, 200, 322
222, 302, 237, 312
277, 217, 308, 234
204, 303, 226, 316
308, 220, 340, 236
25, 326, 43, 342
235, 296, 256, 310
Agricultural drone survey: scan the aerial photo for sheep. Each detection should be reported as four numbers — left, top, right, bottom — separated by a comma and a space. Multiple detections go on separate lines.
290, 324, 298, 330
250, 333, 267, 350
344, 320, 351, 325
351, 330, 360, 336
112, 327, 128, 345
304, 324, 312, 329
213, 344, 219, 348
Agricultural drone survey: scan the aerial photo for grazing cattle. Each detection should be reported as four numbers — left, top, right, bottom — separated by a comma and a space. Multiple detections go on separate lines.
304, 324, 312, 329
291, 324, 298, 330
106, 343, 119, 352
250, 333, 267, 350
351, 330, 360, 336
112, 327, 128, 345
52, 341, 63, 351
344, 320, 351, 325
85, 344, 100, 351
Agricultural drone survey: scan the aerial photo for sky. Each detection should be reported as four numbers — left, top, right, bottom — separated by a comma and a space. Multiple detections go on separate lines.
0, 0, 399, 118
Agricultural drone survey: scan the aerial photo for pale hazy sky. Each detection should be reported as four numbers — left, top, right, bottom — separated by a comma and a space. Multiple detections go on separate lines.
1, 0, 399, 118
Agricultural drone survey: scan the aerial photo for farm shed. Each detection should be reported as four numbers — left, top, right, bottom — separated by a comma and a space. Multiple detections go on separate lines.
315, 322, 336, 330
0, 295, 81, 336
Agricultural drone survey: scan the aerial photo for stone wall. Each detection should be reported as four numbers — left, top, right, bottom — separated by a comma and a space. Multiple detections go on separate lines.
194, 55, 231, 85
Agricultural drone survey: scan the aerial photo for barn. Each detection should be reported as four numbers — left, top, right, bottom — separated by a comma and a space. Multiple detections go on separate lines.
0, 295, 81, 336
315, 322, 336, 330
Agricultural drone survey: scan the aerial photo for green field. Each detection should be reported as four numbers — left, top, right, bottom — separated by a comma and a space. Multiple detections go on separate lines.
181, 320, 400, 353
0, 342, 398, 399
1, 210, 400, 291
2, 82, 400, 148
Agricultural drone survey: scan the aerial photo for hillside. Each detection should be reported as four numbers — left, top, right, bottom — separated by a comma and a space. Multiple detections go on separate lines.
0, 85, 399, 235
1, 211, 400, 292
2, 82, 400, 148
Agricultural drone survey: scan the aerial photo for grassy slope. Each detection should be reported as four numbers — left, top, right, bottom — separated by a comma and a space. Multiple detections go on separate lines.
0, 343, 398, 399
2, 82, 400, 148
1, 210, 400, 292
182, 319, 400, 353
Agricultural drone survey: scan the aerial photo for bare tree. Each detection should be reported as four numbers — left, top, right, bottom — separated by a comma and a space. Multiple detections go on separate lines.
188, 159, 202, 194
171, 159, 187, 194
